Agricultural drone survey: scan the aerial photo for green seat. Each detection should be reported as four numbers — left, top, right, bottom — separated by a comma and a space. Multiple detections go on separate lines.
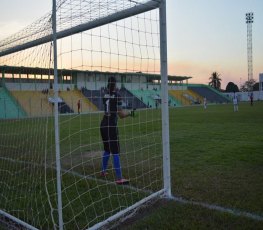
0, 87, 26, 119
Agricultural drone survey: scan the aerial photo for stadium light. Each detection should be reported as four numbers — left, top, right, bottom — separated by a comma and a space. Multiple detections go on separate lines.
245, 12, 254, 82
246, 12, 254, 23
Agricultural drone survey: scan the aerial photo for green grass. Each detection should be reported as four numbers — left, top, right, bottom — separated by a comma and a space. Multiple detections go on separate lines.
0, 109, 163, 229
124, 102, 263, 229
0, 102, 263, 229
123, 199, 263, 230
170, 103, 263, 213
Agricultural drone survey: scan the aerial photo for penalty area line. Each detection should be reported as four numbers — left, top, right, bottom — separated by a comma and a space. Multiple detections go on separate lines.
1, 157, 262, 222
62, 168, 154, 195
171, 195, 263, 222
0, 156, 153, 195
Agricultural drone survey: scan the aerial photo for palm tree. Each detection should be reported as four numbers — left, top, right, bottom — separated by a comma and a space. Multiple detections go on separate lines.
209, 72, 222, 90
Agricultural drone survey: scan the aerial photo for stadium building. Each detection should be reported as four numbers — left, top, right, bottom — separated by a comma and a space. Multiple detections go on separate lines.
0, 65, 229, 119
260, 73, 263, 91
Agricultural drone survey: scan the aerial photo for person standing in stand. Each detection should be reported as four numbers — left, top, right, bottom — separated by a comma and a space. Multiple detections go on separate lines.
77, 99, 81, 114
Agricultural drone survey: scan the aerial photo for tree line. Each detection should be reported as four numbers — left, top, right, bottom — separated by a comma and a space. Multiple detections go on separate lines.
208, 72, 259, 92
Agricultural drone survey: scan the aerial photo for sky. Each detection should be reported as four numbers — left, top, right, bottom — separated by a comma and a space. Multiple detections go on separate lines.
0, 0, 262, 89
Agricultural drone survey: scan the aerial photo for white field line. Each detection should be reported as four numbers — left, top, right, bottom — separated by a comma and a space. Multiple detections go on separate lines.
0, 156, 263, 222
60, 168, 154, 194
171, 196, 263, 222
0, 156, 153, 194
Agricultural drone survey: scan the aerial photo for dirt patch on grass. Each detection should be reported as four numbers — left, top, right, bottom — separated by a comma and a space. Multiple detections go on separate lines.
60, 150, 102, 168
103, 198, 170, 230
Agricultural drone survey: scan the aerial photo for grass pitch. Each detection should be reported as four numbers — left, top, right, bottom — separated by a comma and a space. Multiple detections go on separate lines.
0, 101, 263, 229
125, 101, 263, 229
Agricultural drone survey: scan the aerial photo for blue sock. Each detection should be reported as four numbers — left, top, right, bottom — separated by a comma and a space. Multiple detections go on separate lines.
102, 151, 110, 172
113, 154, 122, 179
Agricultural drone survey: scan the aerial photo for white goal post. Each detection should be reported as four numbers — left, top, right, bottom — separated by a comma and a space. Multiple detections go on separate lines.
0, 0, 171, 229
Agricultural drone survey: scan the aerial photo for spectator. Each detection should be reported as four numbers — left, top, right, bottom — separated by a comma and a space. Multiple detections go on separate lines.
77, 100, 81, 114
233, 95, 238, 112
250, 93, 253, 106
203, 97, 207, 109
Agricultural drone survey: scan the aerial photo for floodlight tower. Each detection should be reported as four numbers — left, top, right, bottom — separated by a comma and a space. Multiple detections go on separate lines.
246, 12, 254, 82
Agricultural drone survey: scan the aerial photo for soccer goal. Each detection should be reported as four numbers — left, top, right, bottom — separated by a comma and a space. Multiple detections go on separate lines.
0, 0, 170, 229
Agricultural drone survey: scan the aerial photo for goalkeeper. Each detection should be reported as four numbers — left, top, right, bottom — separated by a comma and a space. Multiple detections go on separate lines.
100, 76, 135, 185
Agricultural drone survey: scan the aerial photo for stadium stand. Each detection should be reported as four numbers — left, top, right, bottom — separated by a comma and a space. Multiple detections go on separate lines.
130, 89, 180, 108
47, 89, 74, 114
167, 92, 182, 107
185, 89, 203, 104
169, 90, 192, 106
81, 88, 103, 110
188, 85, 230, 103
131, 89, 161, 108
11, 90, 53, 117
0, 87, 26, 119
58, 102, 73, 114
118, 87, 146, 109
81, 87, 147, 111
59, 90, 97, 113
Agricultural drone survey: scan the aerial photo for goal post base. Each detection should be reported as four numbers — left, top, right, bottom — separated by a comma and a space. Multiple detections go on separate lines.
89, 189, 166, 230
0, 210, 39, 230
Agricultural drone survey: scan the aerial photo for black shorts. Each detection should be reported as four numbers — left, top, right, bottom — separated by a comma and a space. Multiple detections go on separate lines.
100, 117, 120, 154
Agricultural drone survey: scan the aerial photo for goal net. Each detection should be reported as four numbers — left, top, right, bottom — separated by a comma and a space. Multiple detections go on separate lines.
0, 0, 170, 229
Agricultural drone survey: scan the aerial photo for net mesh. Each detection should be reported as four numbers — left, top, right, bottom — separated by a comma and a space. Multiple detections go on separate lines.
0, 0, 163, 229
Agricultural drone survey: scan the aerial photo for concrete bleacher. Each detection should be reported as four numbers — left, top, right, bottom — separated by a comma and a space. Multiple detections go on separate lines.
119, 88, 146, 109
11, 90, 82, 117
0, 87, 26, 119
186, 89, 203, 104
167, 92, 182, 107
81, 88, 103, 110
46, 90, 75, 114
11, 91, 53, 117
169, 90, 192, 106
58, 102, 74, 114
81, 88, 147, 111
131, 89, 160, 108
130, 89, 181, 108
59, 90, 97, 113
188, 85, 230, 103
169, 89, 203, 106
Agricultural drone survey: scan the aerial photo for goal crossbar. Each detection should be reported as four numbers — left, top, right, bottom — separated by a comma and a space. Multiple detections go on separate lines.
0, 0, 160, 58
0, 0, 171, 229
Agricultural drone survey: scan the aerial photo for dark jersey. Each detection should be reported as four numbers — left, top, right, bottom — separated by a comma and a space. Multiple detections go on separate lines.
102, 91, 122, 122
101, 91, 122, 153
